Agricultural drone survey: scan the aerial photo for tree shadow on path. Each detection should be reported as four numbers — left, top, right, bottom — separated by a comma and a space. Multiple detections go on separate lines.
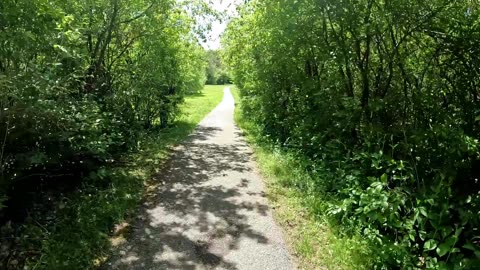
105, 125, 272, 270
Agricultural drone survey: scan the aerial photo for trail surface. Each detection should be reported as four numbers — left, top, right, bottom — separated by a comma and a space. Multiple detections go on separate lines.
107, 88, 295, 270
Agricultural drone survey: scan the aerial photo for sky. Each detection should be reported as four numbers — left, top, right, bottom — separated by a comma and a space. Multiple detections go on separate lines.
201, 0, 241, 50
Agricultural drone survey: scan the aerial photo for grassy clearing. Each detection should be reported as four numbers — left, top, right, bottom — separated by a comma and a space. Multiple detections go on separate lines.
135, 84, 226, 166
26, 85, 226, 270
231, 87, 372, 270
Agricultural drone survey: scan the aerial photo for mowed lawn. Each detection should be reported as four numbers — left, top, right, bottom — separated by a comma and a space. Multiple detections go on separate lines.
181, 85, 226, 124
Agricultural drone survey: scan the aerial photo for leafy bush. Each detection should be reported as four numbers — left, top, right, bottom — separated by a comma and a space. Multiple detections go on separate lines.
0, 0, 207, 267
224, 0, 480, 268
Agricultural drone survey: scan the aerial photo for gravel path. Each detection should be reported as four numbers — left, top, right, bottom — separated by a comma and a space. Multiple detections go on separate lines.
106, 87, 295, 270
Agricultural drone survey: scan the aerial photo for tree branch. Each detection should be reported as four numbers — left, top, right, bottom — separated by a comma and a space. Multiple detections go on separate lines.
119, 3, 154, 24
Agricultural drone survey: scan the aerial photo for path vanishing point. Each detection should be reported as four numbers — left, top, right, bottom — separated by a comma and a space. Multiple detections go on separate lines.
107, 87, 296, 270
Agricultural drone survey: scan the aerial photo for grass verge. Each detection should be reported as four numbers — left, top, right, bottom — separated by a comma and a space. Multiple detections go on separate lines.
231, 87, 373, 270
24, 85, 226, 270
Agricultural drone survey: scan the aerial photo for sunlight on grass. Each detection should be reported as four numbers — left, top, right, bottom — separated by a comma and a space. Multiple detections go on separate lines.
137, 85, 226, 164
181, 85, 226, 124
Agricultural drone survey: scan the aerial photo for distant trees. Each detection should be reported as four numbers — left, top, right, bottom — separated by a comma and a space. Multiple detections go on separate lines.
205, 50, 232, 85
225, 0, 480, 268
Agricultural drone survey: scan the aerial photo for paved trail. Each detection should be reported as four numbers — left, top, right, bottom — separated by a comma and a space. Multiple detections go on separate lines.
107, 87, 295, 270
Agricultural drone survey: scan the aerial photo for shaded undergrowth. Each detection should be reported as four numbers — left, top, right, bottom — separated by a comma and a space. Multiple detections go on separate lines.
231, 86, 374, 270
1, 85, 226, 270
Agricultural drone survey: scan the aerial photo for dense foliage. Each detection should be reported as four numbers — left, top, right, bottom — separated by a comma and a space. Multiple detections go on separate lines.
205, 49, 232, 85
225, 1, 480, 268
0, 0, 206, 266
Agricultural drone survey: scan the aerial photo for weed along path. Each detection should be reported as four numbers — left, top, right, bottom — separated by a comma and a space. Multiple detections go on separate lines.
106, 87, 296, 270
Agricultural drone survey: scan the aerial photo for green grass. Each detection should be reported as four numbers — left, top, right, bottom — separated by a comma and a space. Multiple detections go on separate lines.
134, 85, 226, 166
231, 86, 373, 270
26, 85, 226, 270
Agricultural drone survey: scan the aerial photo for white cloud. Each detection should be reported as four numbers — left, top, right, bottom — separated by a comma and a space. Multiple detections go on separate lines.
202, 0, 241, 50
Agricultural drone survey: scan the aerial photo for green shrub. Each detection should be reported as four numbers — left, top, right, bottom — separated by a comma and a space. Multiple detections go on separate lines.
0, 0, 207, 267
224, 0, 480, 268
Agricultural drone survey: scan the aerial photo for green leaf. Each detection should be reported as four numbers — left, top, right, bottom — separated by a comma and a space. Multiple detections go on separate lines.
463, 242, 477, 251
424, 239, 437, 251
436, 243, 450, 257
419, 230, 426, 241
418, 207, 428, 217
436, 236, 457, 257
380, 173, 387, 183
